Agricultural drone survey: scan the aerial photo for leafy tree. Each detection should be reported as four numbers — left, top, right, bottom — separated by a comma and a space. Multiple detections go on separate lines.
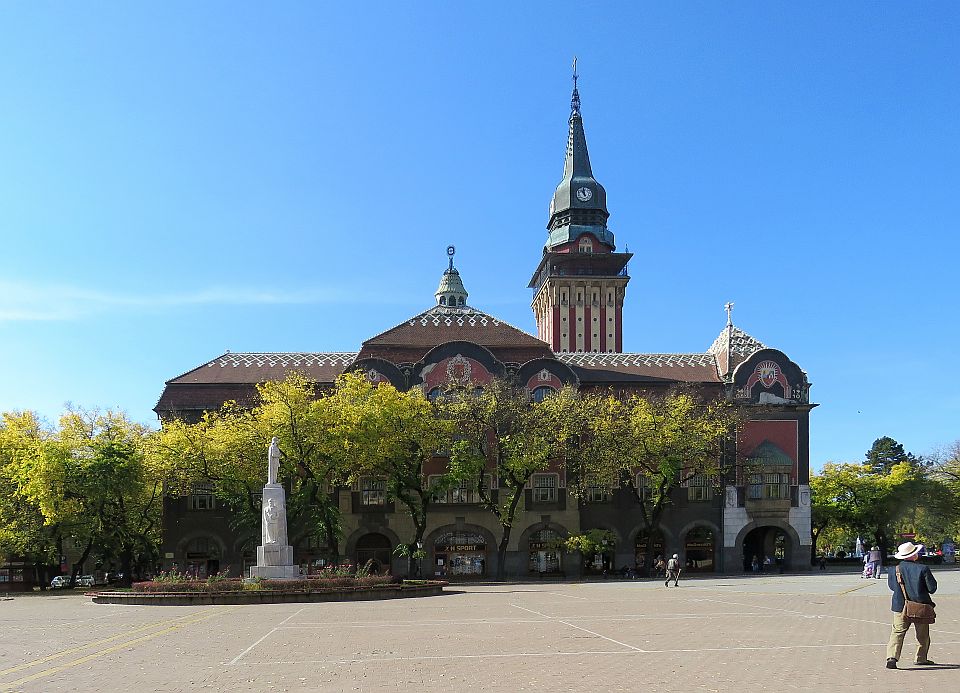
330, 373, 453, 576
810, 459, 931, 556
0, 412, 61, 587
153, 373, 354, 563
576, 389, 736, 572
865, 436, 919, 475
446, 380, 575, 580
37, 410, 159, 585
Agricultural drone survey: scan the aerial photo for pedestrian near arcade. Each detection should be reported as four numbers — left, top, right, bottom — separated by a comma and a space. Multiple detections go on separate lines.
885, 542, 938, 669
868, 545, 883, 580
665, 553, 680, 587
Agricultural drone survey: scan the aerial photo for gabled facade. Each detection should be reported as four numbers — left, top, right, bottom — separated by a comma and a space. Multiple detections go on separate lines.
155, 75, 815, 580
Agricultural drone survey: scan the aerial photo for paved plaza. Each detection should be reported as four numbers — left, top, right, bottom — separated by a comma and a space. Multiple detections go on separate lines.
1, 571, 958, 692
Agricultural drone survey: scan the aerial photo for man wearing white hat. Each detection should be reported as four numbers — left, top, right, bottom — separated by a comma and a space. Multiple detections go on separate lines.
885, 541, 938, 669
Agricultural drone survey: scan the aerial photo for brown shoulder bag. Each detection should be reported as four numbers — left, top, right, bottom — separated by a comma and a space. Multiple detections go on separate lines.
896, 564, 936, 624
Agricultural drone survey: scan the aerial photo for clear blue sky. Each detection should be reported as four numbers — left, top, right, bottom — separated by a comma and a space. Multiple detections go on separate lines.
1, 2, 957, 469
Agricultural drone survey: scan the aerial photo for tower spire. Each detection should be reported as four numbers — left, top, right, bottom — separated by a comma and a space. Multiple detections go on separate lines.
571, 56, 580, 116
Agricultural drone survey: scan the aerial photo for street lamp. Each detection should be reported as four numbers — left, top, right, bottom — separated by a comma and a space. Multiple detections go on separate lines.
416, 541, 423, 579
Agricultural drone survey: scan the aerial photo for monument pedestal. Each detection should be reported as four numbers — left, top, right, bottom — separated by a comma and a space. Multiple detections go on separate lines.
248, 479, 299, 580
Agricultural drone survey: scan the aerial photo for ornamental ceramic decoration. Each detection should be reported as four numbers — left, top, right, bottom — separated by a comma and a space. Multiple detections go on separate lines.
446, 354, 472, 385
744, 360, 790, 396
576, 186, 593, 201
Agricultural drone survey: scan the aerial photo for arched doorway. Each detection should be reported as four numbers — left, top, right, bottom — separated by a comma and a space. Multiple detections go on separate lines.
181, 536, 221, 579
684, 527, 715, 573
355, 533, 392, 573
742, 526, 790, 572
528, 528, 563, 575
434, 530, 487, 578
635, 529, 665, 575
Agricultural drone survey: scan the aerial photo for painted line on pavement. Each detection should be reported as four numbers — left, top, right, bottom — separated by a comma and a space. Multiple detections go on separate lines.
227, 639, 960, 666
0, 610, 227, 691
700, 596, 960, 637
280, 611, 774, 629
0, 609, 218, 678
226, 606, 307, 665
511, 603, 647, 652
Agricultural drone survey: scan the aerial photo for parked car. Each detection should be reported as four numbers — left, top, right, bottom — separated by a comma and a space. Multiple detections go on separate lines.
50, 575, 71, 589
76, 575, 96, 588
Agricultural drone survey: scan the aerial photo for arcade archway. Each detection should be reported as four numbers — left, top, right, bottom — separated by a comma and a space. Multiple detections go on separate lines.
742, 526, 790, 572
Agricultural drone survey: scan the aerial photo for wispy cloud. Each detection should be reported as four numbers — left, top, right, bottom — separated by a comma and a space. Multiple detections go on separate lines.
0, 281, 407, 322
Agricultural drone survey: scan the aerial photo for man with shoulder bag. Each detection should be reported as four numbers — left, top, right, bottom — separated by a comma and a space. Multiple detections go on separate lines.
885, 541, 938, 669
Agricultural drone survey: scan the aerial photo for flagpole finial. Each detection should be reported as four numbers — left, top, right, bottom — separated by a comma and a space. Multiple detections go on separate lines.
724, 302, 735, 326
571, 56, 581, 115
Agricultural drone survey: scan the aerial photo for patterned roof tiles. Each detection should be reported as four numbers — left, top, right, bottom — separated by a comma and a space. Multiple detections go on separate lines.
209, 352, 358, 369
558, 352, 718, 369
363, 304, 548, 349
707, 326, 766, 357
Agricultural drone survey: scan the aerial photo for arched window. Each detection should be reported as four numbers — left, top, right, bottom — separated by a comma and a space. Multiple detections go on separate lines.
439, 296, 447, 305
458, 296, 465, 306
531, 385, 555, 403
579, 238, 593, 253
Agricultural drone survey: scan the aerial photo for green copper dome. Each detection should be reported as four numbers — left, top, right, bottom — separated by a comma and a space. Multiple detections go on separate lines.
546, 79, 614, 251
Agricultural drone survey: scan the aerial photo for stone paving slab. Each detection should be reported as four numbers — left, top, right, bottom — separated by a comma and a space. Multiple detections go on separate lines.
0, 572, 958, 692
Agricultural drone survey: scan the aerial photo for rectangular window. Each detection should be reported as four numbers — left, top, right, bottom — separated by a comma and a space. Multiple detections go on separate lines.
584, 475, 610, 503
636, 474, 653, 502
360, 477, 386, 506
430, 475, 490, 504
533, 474, 558, 503
747, 472, 790, 500
685, 474, 714, 502
187, 483, 216, 511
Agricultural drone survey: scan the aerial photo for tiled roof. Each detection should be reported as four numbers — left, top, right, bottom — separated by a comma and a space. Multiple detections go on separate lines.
559, 352, 717, 369
362, 305, 549, 348
558, 352, 722, 383
707, 326, 766, 357
167, 352, 358, 385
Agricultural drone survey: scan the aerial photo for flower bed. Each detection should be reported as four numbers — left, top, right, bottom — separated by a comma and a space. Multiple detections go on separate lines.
131, 574, 399, 593
91, 578, 446, 606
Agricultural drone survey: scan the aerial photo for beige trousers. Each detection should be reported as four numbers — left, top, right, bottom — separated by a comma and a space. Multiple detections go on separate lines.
886, 610, 931, 662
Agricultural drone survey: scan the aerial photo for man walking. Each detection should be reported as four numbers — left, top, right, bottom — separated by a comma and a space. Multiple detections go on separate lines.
665, 553, 680, 587
886, 541, 937, 669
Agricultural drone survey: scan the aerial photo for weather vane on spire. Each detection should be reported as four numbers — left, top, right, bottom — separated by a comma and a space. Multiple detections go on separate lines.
447, 245, 456, 271
571, 55, 581, 115
724, 301, 735, 326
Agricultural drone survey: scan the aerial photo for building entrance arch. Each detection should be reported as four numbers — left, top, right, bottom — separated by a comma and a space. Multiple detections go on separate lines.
742, 525, 791, 572
355, 533, 393, 573
683, 526, 715, 573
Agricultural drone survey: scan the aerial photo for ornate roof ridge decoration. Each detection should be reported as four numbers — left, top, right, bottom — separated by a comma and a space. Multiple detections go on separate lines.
410, 304, 503, 328
209, 352, 359, 368
556, 352, 718, 368
707, 325, 766, 357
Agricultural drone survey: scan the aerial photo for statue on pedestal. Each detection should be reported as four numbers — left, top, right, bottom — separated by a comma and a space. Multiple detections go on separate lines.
248, 435, 297, 580
267, 436, 280, 485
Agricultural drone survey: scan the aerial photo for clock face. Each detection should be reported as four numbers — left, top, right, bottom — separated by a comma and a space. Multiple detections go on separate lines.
576, 186, 593, 202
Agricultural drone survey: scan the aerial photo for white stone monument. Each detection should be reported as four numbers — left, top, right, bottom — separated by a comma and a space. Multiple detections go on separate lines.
248, 437, 299, 580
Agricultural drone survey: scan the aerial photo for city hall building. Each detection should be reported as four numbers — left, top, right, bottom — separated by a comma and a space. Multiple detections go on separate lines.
155, 80, 815, 579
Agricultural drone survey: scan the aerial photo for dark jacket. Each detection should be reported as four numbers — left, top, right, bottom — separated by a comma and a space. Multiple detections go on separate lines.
887, 560, 937, 612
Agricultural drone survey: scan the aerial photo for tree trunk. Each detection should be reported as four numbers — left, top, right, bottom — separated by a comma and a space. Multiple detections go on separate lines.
495, 488, 525, 580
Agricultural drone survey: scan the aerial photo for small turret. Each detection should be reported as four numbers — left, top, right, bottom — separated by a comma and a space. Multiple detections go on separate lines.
435, 245, 468, 308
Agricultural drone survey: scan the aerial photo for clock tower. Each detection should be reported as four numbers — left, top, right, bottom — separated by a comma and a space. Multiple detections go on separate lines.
529, 65, 631, 353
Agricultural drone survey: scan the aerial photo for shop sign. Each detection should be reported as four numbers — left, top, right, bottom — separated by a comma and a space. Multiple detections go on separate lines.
437, 544, 483, 553
686, 542, 713, 551
186, 552, 207, 559
528, 542, 556, 551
